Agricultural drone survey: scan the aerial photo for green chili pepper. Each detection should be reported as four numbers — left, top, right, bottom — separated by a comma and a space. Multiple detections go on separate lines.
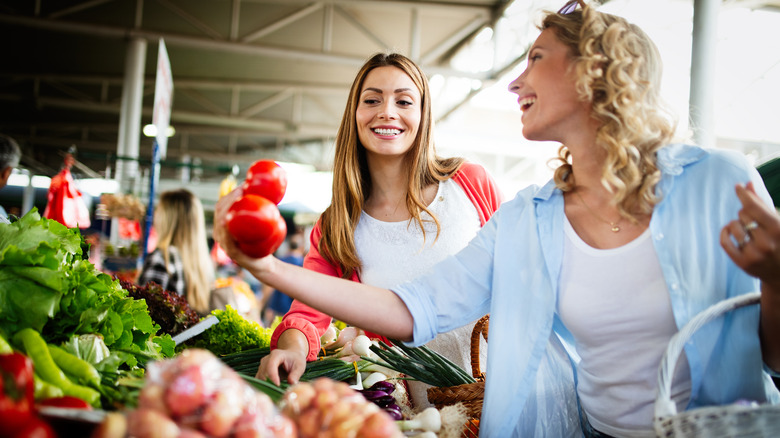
48, 344, 101, 388
34, 373, 64, 400
0, 332, 12, 353
12, 328, 101, 407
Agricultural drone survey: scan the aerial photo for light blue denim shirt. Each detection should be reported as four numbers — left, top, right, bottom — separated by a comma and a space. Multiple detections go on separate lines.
393, 144, 780, 437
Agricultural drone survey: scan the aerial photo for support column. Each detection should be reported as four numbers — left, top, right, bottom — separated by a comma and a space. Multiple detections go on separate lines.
112, 37, 147, 245
689, 0, 719, 148
115, 37, 148, 194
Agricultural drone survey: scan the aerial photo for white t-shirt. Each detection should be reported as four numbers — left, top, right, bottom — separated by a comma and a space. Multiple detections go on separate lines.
355, 179, 485, 409
558, 216, 691, 437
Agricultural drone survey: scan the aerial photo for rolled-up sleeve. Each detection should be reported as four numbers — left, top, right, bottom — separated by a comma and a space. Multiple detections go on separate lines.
391, 210, 499, 346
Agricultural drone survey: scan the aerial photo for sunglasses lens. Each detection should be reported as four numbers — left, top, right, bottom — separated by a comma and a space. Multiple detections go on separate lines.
558, 1, 578, 14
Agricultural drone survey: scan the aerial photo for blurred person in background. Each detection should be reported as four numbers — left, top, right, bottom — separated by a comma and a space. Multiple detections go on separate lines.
137, 189, 214, 315
0, 134, 22, 223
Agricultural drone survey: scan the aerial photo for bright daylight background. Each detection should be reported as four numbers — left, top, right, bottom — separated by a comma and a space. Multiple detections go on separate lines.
433, 0, 780, 197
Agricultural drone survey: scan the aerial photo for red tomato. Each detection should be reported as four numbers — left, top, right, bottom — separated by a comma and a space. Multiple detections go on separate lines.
37, 396, 92, 410
12, 416, 56, 438
243, 160, 287, 205
226, 194, 287, 258
0, 352, 35, 434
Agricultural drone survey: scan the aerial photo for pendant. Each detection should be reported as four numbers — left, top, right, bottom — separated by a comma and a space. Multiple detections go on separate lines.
610, 223, 620, 232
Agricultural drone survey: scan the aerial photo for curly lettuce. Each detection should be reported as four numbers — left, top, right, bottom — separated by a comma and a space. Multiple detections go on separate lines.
183, 305, 272, 356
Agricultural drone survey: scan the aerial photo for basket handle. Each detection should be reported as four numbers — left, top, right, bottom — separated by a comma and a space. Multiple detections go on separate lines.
654, 291, 761, 419
470, 314, 489, 379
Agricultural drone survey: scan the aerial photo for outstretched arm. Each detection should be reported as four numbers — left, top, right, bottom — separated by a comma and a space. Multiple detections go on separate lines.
720, 182, 780, 371
213, 188, 415, 342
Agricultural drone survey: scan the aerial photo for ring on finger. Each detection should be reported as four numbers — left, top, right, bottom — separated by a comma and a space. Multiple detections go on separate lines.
738, 233, 751, 249
744, 220, 759, 232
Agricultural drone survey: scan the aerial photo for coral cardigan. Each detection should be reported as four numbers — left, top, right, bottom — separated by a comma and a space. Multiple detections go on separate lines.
270, 162, 503, 360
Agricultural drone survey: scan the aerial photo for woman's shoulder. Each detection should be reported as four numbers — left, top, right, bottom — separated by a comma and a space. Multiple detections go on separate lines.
658, 143, 752, 176
454, 161, 489, 180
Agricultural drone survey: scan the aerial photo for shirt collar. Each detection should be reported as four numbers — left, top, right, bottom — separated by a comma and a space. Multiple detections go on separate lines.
530, 143, 706, 202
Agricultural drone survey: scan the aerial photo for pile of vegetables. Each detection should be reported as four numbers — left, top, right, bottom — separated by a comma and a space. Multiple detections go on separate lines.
280, 377, 403, 438
128, 348, 296, 438
0, 209, 175, 409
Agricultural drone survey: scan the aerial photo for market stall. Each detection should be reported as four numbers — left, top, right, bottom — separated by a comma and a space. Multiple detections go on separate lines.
0, 209, 478, 438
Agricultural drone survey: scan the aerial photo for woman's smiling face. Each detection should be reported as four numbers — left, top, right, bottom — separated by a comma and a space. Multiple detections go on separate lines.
508, 28, 590, 143
356, 66, 422, 159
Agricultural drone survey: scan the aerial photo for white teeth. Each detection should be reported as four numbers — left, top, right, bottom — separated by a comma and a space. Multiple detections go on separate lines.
519, 97, 536, 110
373, 128, 401, 136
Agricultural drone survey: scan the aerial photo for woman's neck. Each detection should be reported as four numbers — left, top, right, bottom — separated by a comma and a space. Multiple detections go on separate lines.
364, 157, 411, 221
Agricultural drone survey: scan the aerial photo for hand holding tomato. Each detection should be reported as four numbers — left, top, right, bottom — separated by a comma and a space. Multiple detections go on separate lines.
220, 159, 289, 259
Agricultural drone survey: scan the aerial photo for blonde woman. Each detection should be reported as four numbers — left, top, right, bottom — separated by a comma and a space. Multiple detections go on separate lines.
137, 189, 214, 315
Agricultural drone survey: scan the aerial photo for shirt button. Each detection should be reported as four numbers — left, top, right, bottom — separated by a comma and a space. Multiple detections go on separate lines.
671, 283, 679, 290
655, 233, 664, 240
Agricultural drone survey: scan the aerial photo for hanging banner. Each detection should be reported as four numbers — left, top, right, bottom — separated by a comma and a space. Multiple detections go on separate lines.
152, 39, 173, 159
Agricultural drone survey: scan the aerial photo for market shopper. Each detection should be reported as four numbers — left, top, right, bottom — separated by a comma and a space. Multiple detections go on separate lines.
137, 188, 215, 315
215, 2, 780, 436
255, 52, 504, 410
0, 134, 22, 223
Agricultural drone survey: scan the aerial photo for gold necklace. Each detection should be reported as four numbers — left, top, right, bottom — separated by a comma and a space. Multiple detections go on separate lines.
574, 190, 622, 233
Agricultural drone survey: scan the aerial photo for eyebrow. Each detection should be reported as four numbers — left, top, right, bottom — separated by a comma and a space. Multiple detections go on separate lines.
362, 87, 415, 94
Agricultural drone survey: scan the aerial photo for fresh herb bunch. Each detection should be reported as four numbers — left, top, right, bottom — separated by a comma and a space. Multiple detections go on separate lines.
366, 340, 476, 387
181, 306, 272, 356
120, 279, 200, 336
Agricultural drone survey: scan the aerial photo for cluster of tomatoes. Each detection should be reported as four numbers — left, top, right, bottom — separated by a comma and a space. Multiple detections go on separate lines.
225, 160, 289, 258
1, 352, 91, 438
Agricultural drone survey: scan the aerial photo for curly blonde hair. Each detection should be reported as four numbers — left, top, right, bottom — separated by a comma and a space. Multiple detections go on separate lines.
544, 4, 677, 220
318, 52, 464, 279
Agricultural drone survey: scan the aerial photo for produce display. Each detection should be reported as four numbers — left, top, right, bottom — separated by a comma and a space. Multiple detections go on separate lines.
127, 348, 296, 438
280, 378, 403, 438
0, 210, 175, 415
226, 159, 288, 258
0, 179, 467, 437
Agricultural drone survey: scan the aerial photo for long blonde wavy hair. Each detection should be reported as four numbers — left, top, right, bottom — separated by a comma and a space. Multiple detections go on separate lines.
318, 52, 465, 279
153, 189, 214, 313
544, 3, 677, 220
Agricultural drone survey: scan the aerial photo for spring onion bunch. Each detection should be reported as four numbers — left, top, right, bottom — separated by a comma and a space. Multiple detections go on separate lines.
365, 340, 475, 387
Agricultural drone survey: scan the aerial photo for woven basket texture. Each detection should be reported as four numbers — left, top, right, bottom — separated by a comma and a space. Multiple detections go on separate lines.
427, 314, 489, 435
654, 292, 780, 438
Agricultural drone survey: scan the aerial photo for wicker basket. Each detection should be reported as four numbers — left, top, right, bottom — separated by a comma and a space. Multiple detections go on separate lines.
654, 291, 780, 437
427, 314, 489, 437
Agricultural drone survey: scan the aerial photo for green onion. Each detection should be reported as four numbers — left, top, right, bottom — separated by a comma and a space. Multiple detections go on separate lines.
238, 373, 287, 403
365, 340, 475, 387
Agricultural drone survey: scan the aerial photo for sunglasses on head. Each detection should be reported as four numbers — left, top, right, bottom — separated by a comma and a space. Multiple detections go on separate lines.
558, 0, 586, 14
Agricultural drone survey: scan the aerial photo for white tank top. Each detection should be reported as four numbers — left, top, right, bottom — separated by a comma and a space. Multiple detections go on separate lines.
355, 179, 485, 409
558, 216, 691, 437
